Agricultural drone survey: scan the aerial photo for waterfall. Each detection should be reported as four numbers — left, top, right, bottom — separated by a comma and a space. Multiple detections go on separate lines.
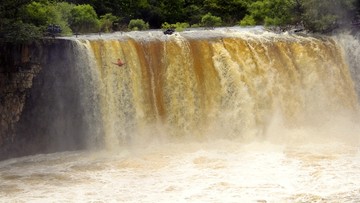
71, 31, 359, 150
1, 30, 360, 202
335, 33, 360, 99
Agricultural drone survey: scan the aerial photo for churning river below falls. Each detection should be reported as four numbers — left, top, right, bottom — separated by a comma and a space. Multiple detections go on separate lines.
1, 137, 360, 202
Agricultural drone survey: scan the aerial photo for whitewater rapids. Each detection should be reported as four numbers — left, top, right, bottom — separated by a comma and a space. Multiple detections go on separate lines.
1, 123, 360, 203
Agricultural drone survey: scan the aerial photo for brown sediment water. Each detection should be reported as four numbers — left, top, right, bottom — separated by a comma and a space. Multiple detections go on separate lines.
0, 28, 359, 202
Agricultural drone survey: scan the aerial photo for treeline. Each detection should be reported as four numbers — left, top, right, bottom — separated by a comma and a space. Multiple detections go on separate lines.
1, 0, 359, 43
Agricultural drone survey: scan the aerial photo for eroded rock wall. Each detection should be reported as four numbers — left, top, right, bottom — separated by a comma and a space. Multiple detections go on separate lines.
0, 43, 41, 148
0, 64, 41, 145
0, 40, 93, 160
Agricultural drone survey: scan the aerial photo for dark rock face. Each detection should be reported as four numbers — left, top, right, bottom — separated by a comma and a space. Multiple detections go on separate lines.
0, 43, 41, 152
0, 40, 95, 160
0, 64, 41, 147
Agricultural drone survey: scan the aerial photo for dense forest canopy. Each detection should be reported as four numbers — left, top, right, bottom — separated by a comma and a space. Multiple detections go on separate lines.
0, 0, 359, 43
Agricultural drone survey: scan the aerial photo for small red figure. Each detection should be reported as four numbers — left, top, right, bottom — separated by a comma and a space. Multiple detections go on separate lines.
113, 58, 126, 67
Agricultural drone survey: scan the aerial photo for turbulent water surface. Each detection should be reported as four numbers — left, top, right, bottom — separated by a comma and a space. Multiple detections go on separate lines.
1, 138, 360, 202
1, 28, 360, 202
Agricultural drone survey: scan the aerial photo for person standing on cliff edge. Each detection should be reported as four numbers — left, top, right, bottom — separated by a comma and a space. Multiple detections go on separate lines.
112, 58, 126, 67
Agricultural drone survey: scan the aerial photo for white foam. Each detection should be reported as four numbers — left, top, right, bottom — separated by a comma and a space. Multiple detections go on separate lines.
1, 139, 360, 202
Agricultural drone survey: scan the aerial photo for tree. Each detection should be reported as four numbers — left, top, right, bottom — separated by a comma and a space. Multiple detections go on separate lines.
0, 20, 41, 43
128, 19, 149, 31
100, 13, 120, 32
0, 0, 38, 42
240, 0, 296, 29
20, 1, 75, 36
201, 12, 222, 28
203, 0, 249, 25
54, 2, 75, 35
301, 0, 356, 33
21, 1, 51, 27
70, 4, 100, 33
159, 0, 186, 24
240, 15, 256, 26
183, 1, 204, 25
137, 0, 185, 28
263, 0, 296, 27
0, 0, 32, 18
161, 22, 190, 31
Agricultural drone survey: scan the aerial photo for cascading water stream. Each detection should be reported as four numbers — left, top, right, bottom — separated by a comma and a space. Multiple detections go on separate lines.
71, 30, 358, 150
0, 29, 359, 202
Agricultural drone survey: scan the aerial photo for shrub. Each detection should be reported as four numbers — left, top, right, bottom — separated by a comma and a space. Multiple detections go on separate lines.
161, 22, 172, 29
240, 15, 256, 26
201, 13, 222, 28
1, 21, 42, 43
300, 0, 356, 33
53, 2, 75, 35
21, 2, 50, 27
100, 13, 119, 32
128, 19, 149, 31
190, 24, 200, 28
70, 4, 100, 33
21, 1, 74, 36
161, 22, 189, 32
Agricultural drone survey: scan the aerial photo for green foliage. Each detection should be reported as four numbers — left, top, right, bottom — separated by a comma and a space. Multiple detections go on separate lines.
1, 0, 360, 43
161, 0, 186, 23
190, 23, 201, 28
21, 1, 51, 27
174, 22, 190, 32
183, 4, 203, 25
201, 12, 222, 27
1, 20, 42, 43
240, 15, 256, 26
20, 1, 74, 35
54, 2, 75, 35
241, 0, 295, 28
70, 4, 100, 33
104, 0, 149, 19
161, 22, 189, 31
0, 0, 42, 43
128, 19, 149, 31
0, 0, 32, 18
203, 0, 248, 25
100, 13, 120, 32
301, 0, 356, 33
161, 22, 172, 29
